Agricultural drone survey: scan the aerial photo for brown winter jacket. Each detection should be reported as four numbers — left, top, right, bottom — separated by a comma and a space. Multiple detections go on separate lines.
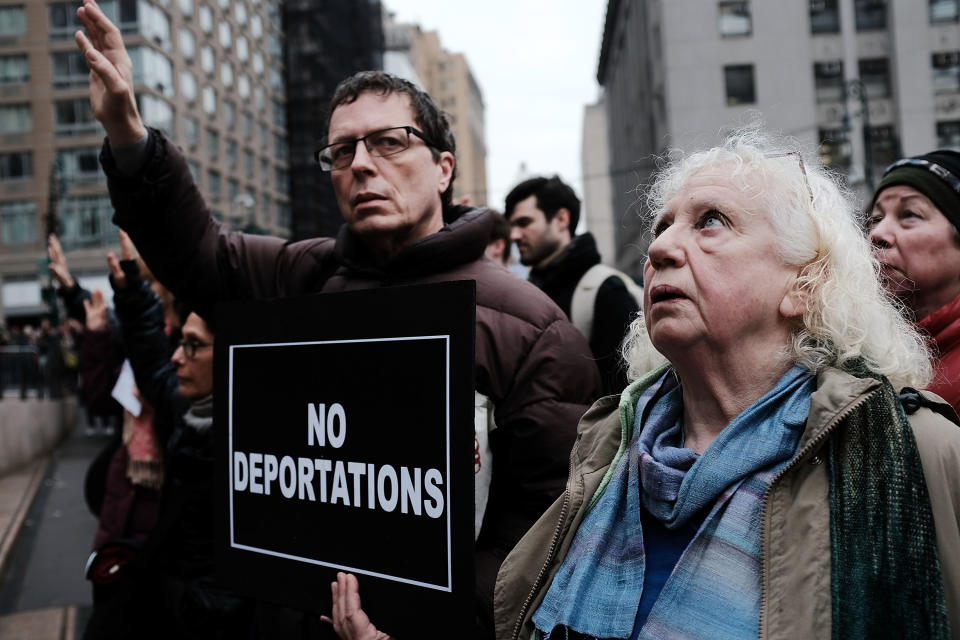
101, 129, 602, 636
494, 367, 960, 640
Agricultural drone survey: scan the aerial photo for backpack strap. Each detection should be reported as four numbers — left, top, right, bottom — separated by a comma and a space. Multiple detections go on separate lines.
571, 264, 642, 340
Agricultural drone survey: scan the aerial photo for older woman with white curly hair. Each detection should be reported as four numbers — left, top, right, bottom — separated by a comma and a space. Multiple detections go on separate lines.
493, 130, 960, 640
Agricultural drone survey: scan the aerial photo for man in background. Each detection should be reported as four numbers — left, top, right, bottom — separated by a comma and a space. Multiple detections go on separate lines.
506, 175, 639, 395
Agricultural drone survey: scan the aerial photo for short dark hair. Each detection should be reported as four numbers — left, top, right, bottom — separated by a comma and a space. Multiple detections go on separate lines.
325, 71, 457, 209
487, 211, 511, 264
503, 175, 580, 232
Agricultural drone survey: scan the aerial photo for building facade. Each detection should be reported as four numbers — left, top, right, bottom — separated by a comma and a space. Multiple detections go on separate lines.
384, 14, 488, 206
596, 0, 960, 277
284, 0, 383, 241
0, 0, 290, 323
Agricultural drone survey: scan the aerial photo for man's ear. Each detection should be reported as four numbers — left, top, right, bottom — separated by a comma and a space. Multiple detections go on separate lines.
553, 208, 571, 234
437, 151, 455, 194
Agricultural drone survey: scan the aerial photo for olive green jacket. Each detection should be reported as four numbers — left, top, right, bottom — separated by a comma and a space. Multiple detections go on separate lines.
493, 367, 960, 640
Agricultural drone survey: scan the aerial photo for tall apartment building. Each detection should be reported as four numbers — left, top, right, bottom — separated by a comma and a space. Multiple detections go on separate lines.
595, 0, 960, 277
0, 0, 290, 324
383, 15, 488, 206
283, 0, 383, 241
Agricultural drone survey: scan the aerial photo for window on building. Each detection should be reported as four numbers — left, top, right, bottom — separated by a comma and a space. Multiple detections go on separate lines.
0, 6, 25, 36
0, 201, 35, 245
227, 178, 238, 202
0, 151, 31, 180
933, 51, 960, 93
242, 112, 252, 138
818, 128, 851, 169
137, 94, 173, 136
235, 2, 246, 24
810, 0, 841, 33
208, 169, 221, 201
179, 27, 195, 60
0, 103, 31, 133
814, 60, 845, 102
219, 21, 231, 48
179, 0, 193, 17
129, 46, 174, 97
198, 5, 212, 33
139, 2, 170, 48
243, 148, 253, 176
252, 52, 263, 75
272, 100, 285, 128
200, 46, 214, 75
260, 157, 269, 185
259, 122, 267, 147
238, 74, 251, 99
724, 64, 756, 105
49, 3, 81, 38
869, 125, 897, 168
226, 138, 237, 168
854, 0, 886, 30
59, 195, 113, 246
251, 14, 262, 39
180, 70, 197, 103
273, 133, 287, 161
54, 100, 99, 136
275, 166, 289, 193
931, 0, 959, 22
937, 121, 960, 150
220, 62, 234, 87
859, 58, 890, 98
269, 68, 284, 96
0, 55, 28, 84
183, 115, 198, 148
52, 51, 89, 88
254, 86, 265, 110
218, 0, 230, 9
202, 85, 216, 115
224, 100, 235, 127
206, 128, 218, 159
237, 36, 249, 61
277, 200, 290, 229
718, 1, 751, 37
57, 147, 102, 182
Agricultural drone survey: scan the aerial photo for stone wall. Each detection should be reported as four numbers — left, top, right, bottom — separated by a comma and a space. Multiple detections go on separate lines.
0, 398, 77, 475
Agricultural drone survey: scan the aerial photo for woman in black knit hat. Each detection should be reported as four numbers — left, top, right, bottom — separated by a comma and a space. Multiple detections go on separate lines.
868, 150, 960, 413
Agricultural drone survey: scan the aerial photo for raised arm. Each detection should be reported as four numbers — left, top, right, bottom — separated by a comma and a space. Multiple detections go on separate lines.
74, 0, 146, 146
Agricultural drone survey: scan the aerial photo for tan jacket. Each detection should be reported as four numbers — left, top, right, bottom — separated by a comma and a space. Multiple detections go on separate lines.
494, 367, 960, 640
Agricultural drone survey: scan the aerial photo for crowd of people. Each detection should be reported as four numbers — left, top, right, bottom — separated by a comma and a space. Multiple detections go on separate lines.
58, 0, 960, 637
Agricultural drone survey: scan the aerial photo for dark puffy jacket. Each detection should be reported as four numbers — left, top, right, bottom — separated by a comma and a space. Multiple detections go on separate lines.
102, 129, 602, 638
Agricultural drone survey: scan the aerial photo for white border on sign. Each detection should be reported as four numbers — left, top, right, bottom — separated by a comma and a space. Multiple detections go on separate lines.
227, 335, 453, 592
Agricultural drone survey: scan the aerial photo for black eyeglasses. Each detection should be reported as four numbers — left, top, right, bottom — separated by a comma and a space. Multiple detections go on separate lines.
314, 126, 438, 171
178, 338, 212, 359
883, 157, 960, 195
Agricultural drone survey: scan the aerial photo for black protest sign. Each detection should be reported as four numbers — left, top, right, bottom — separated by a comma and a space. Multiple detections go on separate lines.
214, 280, 475, 635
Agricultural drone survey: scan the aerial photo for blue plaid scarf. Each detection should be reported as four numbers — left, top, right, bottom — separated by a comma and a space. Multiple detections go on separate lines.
533, 366, 815, 639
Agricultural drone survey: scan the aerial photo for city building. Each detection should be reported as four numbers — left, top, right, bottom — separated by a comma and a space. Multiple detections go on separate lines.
283, 0, 383, 241
0, 0, 291, 324
595, 0, 960, 277
581, 98, 616, 265
383, 13, 488, 206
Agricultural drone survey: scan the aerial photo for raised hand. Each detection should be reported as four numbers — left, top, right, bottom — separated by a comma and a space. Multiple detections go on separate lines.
47, 234, 75, 289
320, 573, 390, 640
74, 0, 146, 145
106, 230, 137, 290
83, 289, 109, 332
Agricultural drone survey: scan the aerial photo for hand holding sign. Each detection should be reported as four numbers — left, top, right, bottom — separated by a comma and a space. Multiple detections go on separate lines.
321, 572, 390, 640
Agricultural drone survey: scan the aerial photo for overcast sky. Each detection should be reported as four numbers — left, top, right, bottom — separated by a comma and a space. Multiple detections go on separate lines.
383, 1, 608, 211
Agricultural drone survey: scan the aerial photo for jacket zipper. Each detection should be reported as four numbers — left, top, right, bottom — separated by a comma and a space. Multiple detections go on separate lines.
756, 387, 878, 640
511, 440, 579, 640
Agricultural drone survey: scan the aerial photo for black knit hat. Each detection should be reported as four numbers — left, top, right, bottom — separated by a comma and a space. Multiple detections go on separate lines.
873, 150, 960, 234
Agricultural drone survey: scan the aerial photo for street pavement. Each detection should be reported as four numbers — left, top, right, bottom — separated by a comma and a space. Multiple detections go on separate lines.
0, 398, 109, 640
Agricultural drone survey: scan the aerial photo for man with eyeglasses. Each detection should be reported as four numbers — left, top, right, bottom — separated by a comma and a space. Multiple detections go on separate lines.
75, 1, 601, 636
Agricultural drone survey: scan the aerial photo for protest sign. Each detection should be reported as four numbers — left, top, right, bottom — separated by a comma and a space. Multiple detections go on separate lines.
215, 281, 475, 635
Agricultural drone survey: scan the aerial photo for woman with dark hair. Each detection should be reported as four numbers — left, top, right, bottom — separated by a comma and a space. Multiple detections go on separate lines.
868, 150, 960, 414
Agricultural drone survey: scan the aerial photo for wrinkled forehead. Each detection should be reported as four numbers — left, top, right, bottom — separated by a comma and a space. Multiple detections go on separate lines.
327, 91, 417, 141
660, 164, 768, 217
